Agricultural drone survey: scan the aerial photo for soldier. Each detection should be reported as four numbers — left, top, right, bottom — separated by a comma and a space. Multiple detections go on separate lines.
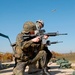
35, 20, 44, 35
13, 21, 47, 75
35, 20, 52, 72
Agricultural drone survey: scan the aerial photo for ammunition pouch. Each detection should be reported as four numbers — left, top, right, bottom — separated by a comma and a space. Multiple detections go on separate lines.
14, 45, 32, 62
14, 53, 29, 62
20, 53, 29, 61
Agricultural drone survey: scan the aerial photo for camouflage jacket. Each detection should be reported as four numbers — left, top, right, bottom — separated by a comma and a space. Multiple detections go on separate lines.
15, 32, 41, 60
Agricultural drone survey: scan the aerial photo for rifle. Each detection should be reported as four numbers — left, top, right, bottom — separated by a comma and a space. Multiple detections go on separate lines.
46, 40, 63, 45
23, 31, 67, 37
36, 29, 67, 36
50, 41, 63, 44
42, 31, 67, 37
23, 31, 67, 43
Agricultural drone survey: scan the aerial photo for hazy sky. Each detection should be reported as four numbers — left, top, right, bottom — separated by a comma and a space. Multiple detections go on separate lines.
0, 0, 75, 53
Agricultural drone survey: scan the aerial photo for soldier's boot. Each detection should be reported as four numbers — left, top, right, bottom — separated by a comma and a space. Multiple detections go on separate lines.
43, 67, 51, 75
13, 67, 19, 75
28, 62, 42, 74
13, 67, 24, 75
13, 67, 16, 75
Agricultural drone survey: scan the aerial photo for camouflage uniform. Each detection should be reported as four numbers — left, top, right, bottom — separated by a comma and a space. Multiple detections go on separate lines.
33, 20, 52, 75
13, 21, 47, 75
43, 45, 52, 65
36, 19, 52, 61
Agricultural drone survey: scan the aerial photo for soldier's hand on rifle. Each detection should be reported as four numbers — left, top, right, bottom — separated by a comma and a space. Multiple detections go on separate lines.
43, 35, 49, 40
31, 36, 40, 42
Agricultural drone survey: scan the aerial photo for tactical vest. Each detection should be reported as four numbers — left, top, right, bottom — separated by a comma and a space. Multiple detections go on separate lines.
14, 33, 41, 61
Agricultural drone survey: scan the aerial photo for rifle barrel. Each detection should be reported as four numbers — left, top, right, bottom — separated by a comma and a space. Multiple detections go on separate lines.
58, 33, 68, 35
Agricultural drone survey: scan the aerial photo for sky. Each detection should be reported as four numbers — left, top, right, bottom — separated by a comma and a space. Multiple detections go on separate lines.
0, 0, 75, 53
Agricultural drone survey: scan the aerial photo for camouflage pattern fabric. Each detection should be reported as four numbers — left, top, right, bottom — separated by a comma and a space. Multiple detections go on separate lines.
13, 33, 41, 75
13, 21, 39, 75
23, 21, 36, 33
13, 21, 49, 75
13, 61, 28, 75
14, 32, 42, 61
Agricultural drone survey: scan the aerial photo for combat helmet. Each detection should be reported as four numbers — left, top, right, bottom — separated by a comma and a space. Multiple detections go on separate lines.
23, 21, 36, 33
36, 20, 44, 27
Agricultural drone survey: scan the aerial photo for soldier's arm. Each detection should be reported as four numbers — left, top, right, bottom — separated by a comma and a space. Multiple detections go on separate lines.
22, 36, 40, 49
16, 34, 33, 49
16, 34, 23, 48
22, 40, 33, 49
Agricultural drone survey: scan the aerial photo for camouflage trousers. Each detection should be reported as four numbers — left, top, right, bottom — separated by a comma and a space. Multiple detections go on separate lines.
13, 61, 28, 75
13, 50, 47, 75
28, 50, 51, 75
31, 50, 47, 68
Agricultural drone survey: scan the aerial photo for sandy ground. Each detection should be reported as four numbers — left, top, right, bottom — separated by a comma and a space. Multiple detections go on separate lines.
0, 61, 75, 75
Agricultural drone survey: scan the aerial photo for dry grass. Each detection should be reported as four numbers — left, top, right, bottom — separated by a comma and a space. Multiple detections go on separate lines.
56, 53, 75, 63
0, 52, 13, 62
51, 51, 75, 63
0, 51, 75, 63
